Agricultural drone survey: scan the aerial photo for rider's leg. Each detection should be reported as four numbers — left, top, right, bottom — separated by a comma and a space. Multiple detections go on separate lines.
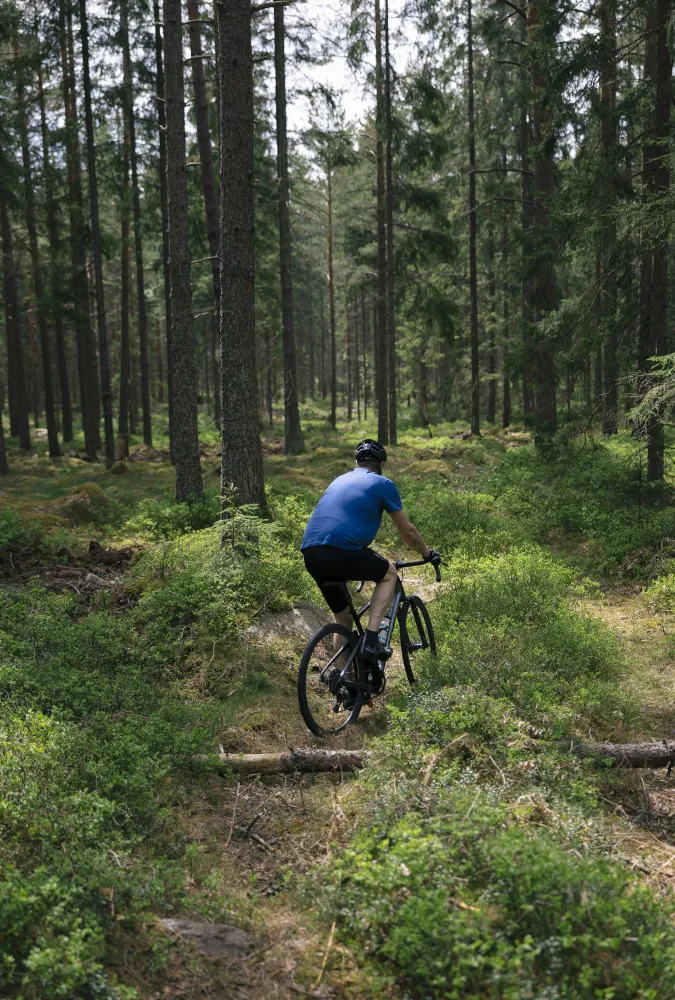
367, 562, 398, 632
332, 608, 354, 670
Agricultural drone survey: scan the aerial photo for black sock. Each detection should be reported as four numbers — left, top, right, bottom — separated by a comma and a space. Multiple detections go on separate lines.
365, 628, 379, 646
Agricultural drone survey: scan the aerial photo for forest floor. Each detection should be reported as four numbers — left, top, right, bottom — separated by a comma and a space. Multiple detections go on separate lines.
5, 408, 675, 998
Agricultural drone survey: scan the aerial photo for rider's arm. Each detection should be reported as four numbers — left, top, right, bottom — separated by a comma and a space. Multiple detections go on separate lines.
388, 509, 431, 558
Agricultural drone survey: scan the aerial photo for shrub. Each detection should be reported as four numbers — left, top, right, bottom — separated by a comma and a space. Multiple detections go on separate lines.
0, 508, 46, 556
421, 549, 625, 724
323, 790, 675, 999
125, 494, 221, 539
487, 438, 675, 570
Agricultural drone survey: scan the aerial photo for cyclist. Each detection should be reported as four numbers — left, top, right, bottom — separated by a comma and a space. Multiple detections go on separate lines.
301, 439, 440, 662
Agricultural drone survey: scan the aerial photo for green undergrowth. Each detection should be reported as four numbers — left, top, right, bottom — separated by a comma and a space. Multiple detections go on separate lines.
4, 417, 675, 997
486, 434, 675, 573
312, 481, 675, 998
320, 784, 675, 999
0, 496, 316, 997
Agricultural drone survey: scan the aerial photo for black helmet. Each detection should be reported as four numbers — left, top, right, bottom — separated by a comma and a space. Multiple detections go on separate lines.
355, 439, 387, 464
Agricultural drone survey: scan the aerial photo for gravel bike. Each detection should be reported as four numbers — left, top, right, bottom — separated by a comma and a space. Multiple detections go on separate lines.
297, 558, 440, 737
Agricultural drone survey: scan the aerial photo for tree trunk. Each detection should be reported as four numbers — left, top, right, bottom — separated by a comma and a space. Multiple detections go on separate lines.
119, 77, 132, 448
38, 63, 73, 443
121, 0, 152, 447
600, 0, 618, 436
187, 0, 222, 431
502, 195, 511, 428
273, 4, 305, 454
384, 0, 397, 445
164, 0, 204, 501
327, 169, 337, 430
59, 0, 98, 459
153, 0, 174, 454
374, 0, 388, 444
212, 748, 368, 775
528, 0, 557, 442
1, 204, 31, 450
217, 0, 265, 509
468, 0, 480, 436
345, 299, 352, 421
643, 0, 671, 481
78, 0, 114, 466
486, 226, 497, 425
519, 14, 534, 425
361, 287, 368, 419
14, 36, 59, 457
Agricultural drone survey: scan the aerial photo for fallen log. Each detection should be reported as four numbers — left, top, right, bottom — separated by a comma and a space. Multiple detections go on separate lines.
203, 739, 675, 777
212, 748, 369, 775
567, 740, 675, 769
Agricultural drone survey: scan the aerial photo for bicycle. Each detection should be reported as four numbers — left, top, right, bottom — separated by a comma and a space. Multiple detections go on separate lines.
297, 557, 441, 737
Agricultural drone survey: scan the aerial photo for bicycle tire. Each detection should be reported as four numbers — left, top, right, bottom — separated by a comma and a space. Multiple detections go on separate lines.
298, 623, 364, 737
399, 596, 436, 685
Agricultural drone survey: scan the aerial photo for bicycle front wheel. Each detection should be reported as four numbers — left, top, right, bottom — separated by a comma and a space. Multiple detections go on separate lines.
399, 596, 436, 684
298, 624, 362, 737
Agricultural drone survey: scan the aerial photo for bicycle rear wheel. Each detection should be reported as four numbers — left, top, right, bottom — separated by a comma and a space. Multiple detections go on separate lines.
298, 624, 363, 737
399, 596, 436, 684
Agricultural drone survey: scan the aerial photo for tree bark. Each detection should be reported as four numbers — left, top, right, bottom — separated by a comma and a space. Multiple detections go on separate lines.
79, 0, 114, 467
567, 740, 675, 768
14, 36, 59, 457
164, 0, 204, 501
121, 0, 152, 447
600, 0, 618, 436
327, 169, 337, 430
153, 0, 174, 453
502, 194, 512, 428
468, 0, 480, 436
520, 14, 534, 425
384, 0, 396, 444
187, 0, 222, 431
212, 748, 368, 775
59, 0, 99, 459
486, 226, 497, 425
217, 0, 265, 509
273, 4, 305, 454
374, 0, 388, 444
643, 0, 671, 481
38, 63, 73, 443
0, 202, 31, 449
119, 75, 132, 449
345, 298, 352, 421
528, 0, 557, 442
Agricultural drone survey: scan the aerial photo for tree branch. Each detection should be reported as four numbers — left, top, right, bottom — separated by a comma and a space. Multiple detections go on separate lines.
251, 0, 296, 12
494, 0, 527, 18
471, 166, 533, 176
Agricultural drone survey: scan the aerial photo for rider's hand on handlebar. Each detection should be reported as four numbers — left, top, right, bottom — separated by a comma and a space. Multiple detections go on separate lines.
426, 548, 441, 565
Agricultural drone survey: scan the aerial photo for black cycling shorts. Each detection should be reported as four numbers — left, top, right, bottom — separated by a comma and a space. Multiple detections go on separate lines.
302, 544, 390, 613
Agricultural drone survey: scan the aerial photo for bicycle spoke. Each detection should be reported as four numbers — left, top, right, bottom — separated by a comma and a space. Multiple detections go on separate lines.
299, 627, 360, 736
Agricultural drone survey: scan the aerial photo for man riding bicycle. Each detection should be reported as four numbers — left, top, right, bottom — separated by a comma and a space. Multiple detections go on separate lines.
301, 439, 440, 662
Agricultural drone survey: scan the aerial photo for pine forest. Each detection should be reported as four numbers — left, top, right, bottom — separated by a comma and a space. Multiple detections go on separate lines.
4, 0, 675, 996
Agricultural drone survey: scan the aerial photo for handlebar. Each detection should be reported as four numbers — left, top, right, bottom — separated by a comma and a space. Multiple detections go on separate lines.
357, 557, 443, 592
394, 557, 442, 583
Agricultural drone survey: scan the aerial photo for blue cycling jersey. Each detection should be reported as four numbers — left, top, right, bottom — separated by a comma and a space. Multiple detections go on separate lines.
301, 468, 403, 551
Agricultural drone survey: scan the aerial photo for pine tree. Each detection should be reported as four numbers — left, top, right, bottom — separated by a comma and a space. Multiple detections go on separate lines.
163, 0, 204, 501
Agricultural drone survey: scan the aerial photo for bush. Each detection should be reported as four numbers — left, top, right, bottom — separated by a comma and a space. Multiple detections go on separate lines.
125, 494, 221, 539
323, 790, 675, 999
422, 549, 624, 724
0, 508, 46, 555
487, 438, 675, 570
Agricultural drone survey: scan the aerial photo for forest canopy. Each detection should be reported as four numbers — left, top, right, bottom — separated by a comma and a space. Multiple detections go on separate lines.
0, 0, 671, 491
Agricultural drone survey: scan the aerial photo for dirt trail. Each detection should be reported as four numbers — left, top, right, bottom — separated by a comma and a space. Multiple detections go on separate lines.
573, 584, 675, 894
114, 589, 432, 998
581, 587, 675, 738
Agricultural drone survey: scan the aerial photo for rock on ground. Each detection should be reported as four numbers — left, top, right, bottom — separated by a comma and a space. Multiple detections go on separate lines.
245, 599, 332, 643
160, 919, 255, 959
